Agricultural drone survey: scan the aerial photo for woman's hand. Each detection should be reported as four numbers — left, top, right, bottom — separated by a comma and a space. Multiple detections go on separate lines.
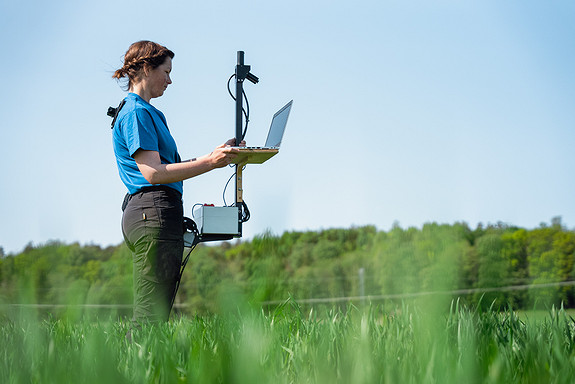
224, 138, 246, 147
209, 145, 238, 168
208, 138, 246, 168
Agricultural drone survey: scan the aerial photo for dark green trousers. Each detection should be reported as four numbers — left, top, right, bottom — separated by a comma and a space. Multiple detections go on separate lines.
121, 186, 184, 323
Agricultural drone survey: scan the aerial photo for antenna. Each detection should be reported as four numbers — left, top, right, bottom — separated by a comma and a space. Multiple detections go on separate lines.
234, 51, 259, 236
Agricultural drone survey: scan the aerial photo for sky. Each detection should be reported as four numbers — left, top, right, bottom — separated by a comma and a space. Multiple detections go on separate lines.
0, 0, 574, 255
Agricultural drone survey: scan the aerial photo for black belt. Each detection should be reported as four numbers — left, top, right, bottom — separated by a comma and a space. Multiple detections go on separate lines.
123, 185, 181, 212
131, 185, 181, 198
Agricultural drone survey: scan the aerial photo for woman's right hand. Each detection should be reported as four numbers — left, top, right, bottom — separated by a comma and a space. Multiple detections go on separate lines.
208, 142, 240, 168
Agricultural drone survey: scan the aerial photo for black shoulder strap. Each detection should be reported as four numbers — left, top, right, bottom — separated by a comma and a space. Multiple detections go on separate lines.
107, 99, 126, 129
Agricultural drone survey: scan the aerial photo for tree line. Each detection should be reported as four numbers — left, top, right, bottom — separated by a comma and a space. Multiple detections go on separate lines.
1, 218, 574, 317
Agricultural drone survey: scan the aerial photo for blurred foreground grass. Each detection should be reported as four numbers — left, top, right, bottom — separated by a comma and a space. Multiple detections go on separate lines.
2, 300, 575, 383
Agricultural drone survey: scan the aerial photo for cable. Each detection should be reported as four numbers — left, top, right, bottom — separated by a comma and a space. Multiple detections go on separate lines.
226, 74, 235, 99
241, 201, 250, 222
170, 243, 196, 312
241, 88, 250, 141
226, 73, 250, 141
222, 164, 248, 207
222, 171, 235, 206
170, 217, 200, 313
191, 203, 203, 218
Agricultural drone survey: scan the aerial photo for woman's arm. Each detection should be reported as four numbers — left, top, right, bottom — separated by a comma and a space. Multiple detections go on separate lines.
134, 140, 243, 184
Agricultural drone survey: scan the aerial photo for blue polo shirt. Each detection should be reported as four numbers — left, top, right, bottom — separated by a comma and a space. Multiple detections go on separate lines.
112, 93, 183, 195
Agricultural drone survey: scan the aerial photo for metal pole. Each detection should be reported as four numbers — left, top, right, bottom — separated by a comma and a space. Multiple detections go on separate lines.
235, 51, 245, 236
233, 51, 258, 237
235, 51, 244, 145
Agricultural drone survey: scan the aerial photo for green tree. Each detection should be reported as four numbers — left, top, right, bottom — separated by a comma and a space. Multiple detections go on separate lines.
474, 233, 508, 309
526, 220, 575, 308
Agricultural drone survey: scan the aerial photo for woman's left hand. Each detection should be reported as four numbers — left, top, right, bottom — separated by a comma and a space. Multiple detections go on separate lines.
224, 138, 246, 147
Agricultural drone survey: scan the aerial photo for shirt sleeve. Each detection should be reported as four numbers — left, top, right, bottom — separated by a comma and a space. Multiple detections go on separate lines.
122, 108, 159, 157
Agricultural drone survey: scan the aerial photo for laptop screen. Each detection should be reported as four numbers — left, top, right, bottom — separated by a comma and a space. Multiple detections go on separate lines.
264, 100, 293, 148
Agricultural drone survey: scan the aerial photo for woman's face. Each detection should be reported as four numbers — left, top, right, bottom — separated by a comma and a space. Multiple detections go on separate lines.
146, 57, 172, 99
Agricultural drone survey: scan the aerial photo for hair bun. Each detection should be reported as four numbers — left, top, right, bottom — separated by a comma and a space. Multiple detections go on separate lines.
112, 41, 174, 89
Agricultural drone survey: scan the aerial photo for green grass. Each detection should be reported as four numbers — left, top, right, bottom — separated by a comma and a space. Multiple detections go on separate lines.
516, 308, 575, 323
2, 300, 575, 383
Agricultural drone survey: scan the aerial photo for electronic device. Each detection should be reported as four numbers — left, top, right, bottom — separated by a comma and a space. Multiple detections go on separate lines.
193, 205, 240, 236
238, 100, 292, 149
231, 100, 293, 165
183, 205, 238, 248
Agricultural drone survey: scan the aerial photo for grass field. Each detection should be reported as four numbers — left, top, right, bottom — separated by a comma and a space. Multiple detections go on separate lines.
2, 299, 575, 383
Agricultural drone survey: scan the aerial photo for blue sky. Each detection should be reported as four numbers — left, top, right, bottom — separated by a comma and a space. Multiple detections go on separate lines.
0, 0, 574, 254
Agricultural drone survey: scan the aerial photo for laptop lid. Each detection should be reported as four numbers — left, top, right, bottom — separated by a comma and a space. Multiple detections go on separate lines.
264, 100, 293, 148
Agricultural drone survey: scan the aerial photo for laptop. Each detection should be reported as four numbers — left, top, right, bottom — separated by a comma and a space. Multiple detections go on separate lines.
232, 100, 293, 164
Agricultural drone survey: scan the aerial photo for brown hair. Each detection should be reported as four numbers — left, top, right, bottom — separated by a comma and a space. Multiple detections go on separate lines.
113, 40, 175, 90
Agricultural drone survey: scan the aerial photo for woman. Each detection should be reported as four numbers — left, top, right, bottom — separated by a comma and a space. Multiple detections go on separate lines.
112, 40, 241, 323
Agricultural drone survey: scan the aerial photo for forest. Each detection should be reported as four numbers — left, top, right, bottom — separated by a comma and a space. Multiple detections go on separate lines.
1, 217, 574, 317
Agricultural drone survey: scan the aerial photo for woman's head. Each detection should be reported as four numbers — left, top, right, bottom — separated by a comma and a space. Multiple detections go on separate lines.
113, 41, 175, 91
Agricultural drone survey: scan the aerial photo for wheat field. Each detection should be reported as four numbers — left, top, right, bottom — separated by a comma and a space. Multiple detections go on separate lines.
2, 298, 575, 383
